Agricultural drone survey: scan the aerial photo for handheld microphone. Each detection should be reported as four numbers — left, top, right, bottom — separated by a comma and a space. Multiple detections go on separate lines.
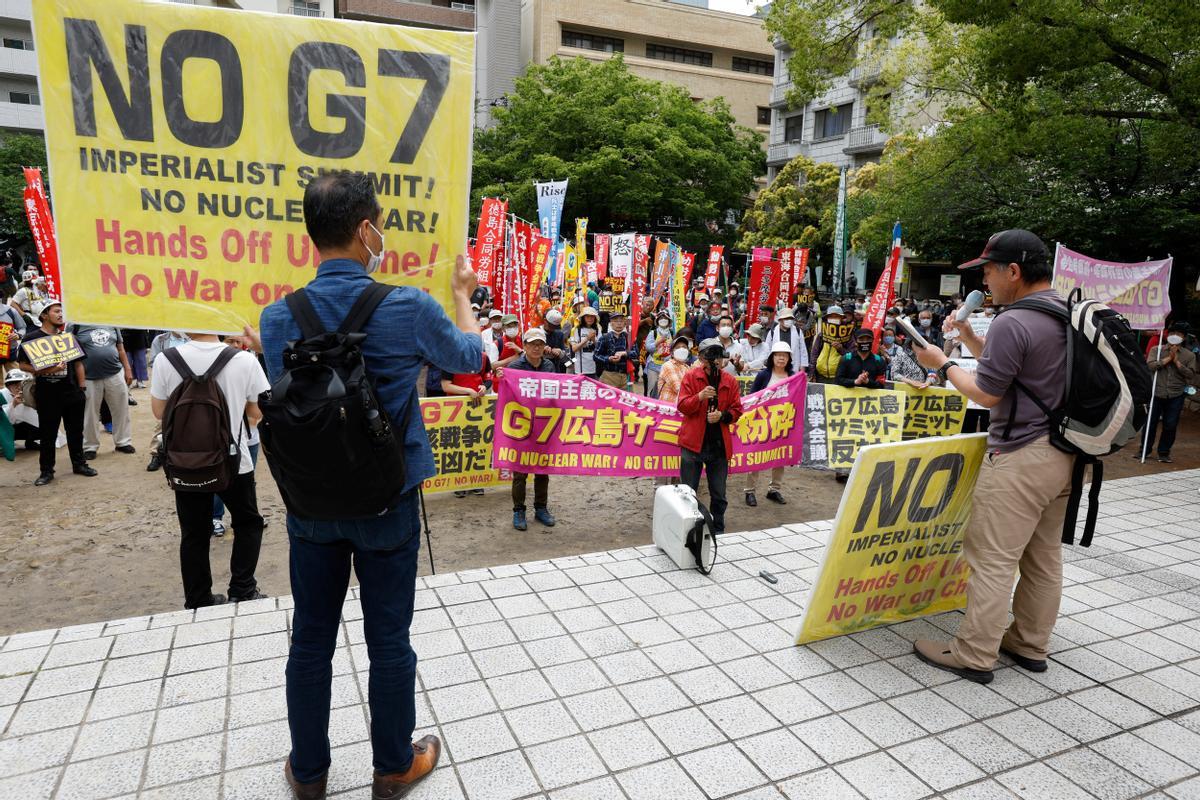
956, 290, 985, 322
896, 316, 930, 349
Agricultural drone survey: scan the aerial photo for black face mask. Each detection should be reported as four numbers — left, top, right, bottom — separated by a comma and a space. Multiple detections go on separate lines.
857, 342, 872, 353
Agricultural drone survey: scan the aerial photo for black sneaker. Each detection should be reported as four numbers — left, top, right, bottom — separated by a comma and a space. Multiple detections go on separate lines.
229, 589, 269, 602
34, 471, 54, 486
745, 491, 757, 507
23, 440, 39, 451
766, 489, 787, 504
147, 451, 163, 472
72, 463, 98, 477
115, 444, 136, 454
186, 593, 227, 610
83, 450, 97, 461
127, 397, 138, 406
1159, 455, 1173, 464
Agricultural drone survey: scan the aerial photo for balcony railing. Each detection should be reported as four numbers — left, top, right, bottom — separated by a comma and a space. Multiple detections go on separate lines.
767, 140, 804, 165
843, 124, 888, 153
769, 81, 793, 108
848, 60, 882, 86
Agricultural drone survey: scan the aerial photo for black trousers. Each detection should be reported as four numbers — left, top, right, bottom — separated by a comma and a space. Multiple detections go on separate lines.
35, 378, 85, 473
14, 421, 38, 445
680, 442, 729, 532
173, 470, 265, 608
512, 471, 549, 511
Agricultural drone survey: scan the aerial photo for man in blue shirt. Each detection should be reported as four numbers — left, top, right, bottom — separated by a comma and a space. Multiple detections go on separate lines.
260, 173, 482, 800
594, 310, 632, 389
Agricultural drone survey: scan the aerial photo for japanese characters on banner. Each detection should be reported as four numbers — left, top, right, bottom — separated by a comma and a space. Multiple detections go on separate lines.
796, 434, 987, 644
864, 222, 902, 348
493, 371, 807, 477
421, 396, 510, 494
778, 248, 793, 310
536, 180, 568, 281
822, 385, 906, 469
793, 247, 809, 289
511, 219, 533, 328
1051, 244, 1172, 330
472, 198, 507, 289
746, 247, 773, 322
892, 384, 967, 440
628, 235, 650, 330
0, 322, 12, 360
526, 233, 552, 317
704, 246, 723, 294
649, 240, 673, 305
572, 218, 588, 287
585, 260, 598, 286
593, 234, 609, 281
33, 0, 474, 332
672, 247, 688, 330
23, 168, 62, 301
609, 233, 634, 282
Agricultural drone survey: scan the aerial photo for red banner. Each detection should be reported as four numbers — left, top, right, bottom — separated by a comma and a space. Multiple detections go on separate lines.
680, 251, 696, 289
526, 231, 552, 320
794, 247, 809, 288
865, 226, 901, 350
472, 198, 507, 289
778, 248, 793, 310
23, 168, 62, 301
649, 240, 673, 307
593, 234, 609, 281
746, 247, 775, 322
704, 246, 723, 294
629, 235, 650, 338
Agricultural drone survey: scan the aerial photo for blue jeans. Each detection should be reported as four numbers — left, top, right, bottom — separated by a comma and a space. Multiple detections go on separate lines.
214, 443, 258, 520
1143, 393, 1186, 456
285, 502, 421, 783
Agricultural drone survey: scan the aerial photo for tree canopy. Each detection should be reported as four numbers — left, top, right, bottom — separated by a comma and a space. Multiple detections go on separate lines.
471, 56, 765, 250
0, 134, 47, 240
736, 155, 840, 262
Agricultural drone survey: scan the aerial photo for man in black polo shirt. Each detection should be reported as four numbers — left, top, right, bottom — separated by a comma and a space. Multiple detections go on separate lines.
594, 311, 631, 389
17, 300, 98, 485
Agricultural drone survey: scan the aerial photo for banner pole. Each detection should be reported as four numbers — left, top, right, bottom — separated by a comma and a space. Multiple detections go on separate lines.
1141, 328, 1164, 464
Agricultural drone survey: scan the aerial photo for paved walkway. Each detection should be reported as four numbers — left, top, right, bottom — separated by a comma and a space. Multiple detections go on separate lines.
2, 470, 1199, 800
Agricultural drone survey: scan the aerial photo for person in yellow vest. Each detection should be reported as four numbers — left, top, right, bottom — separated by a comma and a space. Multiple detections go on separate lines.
808, 305, 855, 381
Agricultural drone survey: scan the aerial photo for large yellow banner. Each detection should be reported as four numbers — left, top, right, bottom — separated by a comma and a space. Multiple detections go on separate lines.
33, 0, 474, 333
796, 434, 987, 644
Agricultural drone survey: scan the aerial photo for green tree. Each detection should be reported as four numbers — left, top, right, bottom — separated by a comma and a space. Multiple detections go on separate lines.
472, 56, 764, 249
736, 155, 840, 264
0, 134, 47, 239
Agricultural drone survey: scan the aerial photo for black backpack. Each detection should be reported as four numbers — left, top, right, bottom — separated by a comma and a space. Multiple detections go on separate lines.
161, 347, 241, 493
258, 282, 410, 520
1001, 288, 1153, 546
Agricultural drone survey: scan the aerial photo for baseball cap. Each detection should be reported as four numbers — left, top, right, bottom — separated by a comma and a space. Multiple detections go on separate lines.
546, 309, 563, 325
501, 314, 519, 326
609, 310, 627, 319
522, 327, 547, 343
698, 338, 726, 358
825, 305, 844, 317
959, 229, 1048, 270
488, 309, 504, 319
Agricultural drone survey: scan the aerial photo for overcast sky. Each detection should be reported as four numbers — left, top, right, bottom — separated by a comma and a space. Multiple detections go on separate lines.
706, 0, 762, 15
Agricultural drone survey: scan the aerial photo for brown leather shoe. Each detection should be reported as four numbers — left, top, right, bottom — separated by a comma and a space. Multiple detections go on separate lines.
372, 735, 442, 800
284, 758, 328, 800
913, 639, 994, 684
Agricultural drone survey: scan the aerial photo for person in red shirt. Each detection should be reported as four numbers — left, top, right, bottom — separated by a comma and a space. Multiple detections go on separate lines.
676, 338, 744, 534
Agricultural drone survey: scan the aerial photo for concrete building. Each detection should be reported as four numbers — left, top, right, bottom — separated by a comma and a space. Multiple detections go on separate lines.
0, 0, 42, 134
520, 0, 774, 146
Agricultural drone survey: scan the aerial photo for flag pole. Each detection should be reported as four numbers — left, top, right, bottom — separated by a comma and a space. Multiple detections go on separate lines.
1141, 328, 1164, 464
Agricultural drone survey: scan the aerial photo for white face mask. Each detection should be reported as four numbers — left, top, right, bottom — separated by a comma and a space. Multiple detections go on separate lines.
673, 347, 689, 362
505, 326, 518, 338
718, 326, 733, 338
362, 222, 385, 274
919, 318, 932, 327
491, 321, 503, 332
478, 317, 488, 326
658, 320, 670, 330
1168, 335, 1184, 345
780, 320, 792, 330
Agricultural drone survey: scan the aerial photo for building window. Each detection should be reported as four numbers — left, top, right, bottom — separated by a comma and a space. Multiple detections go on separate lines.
9, 91, 40, 106
289, 1, 322, 16
646, 43, 713, 67
561, 30, 624, 54
814, 102, 853, 138
732, 56, 773, 77
756, 106, 771, 126
2, 38, 33, 51
784, 114, 803, 141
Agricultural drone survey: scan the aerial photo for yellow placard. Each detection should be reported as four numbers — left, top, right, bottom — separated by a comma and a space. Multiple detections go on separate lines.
20, 333, 85, 370
796, 433, 987, 643
420, 396, 510, 494
823, 386, 905, 468
34, 0, 474, 333
0, 322, 12, 360
893, 384, 967, 440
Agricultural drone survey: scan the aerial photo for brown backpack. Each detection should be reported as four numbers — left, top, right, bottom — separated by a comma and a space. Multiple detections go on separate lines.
161, 347, 241, 493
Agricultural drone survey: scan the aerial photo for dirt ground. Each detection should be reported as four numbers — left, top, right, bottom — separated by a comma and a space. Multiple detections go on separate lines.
2, 389, 1196, 634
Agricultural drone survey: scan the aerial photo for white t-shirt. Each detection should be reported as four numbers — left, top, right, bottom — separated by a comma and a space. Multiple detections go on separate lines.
150, 341, 270, 474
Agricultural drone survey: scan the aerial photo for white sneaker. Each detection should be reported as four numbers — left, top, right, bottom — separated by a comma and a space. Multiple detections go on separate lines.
212, 520, 226, 537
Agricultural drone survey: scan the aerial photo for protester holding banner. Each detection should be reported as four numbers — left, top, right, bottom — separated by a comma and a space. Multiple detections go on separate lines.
911, 229, 1073, 684
1143, 321, 1197, 463
18, 300, 96, 486
595, 311, 632, 389
677, 339, 744, 534
743, 341, 796, 507
507, 328, 559, 531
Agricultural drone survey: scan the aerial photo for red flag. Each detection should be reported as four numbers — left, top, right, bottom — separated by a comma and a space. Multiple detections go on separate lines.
864, 223, 903, 350
472, 198, 507, 289
794, 247, 809, 288
778, 248, 793, 309
746, 247, 773, 322
628, 235, 650, 343
593, 234, 610, 281
679, 251, 697, 288
649, 240, 673, 306
23, 168, 62, 301
526, 232, 552, 317
512, 220, 535, 329
703, 246, 723, 294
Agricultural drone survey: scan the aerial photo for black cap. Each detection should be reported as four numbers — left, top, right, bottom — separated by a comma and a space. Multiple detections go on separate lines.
958, 229, 1048, 270
1168, 320, 1189, 333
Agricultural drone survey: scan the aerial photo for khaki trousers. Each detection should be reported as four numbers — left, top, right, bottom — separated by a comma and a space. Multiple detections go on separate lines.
598, 370, 627, 389
745, 466, 785, 492
84, 372, 132, 451
951, 437, 1074, 670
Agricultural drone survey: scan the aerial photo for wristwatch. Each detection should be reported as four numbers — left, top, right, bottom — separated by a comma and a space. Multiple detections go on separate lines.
937, 360, 959, 383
